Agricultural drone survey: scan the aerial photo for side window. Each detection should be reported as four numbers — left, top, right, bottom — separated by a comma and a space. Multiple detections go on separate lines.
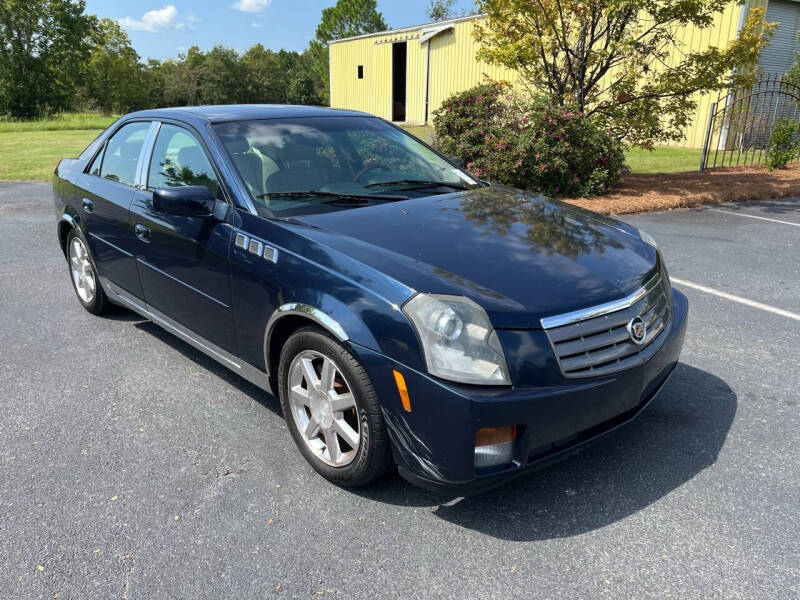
147, 124, 219, 198
88, 146, 104, 176
98, 122, 151, 186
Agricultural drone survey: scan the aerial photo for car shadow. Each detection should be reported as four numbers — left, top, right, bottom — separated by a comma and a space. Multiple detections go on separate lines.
121, 312, 736, 541
131, 319, 284, 418
351, 363, 736, 541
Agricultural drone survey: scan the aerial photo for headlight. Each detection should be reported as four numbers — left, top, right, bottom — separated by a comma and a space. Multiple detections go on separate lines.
638, 228, 658, 249
403, 293, 511, 385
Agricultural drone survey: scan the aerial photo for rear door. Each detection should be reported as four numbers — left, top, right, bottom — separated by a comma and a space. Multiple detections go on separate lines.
130, 122, 238, 353
78, 120, 153, 298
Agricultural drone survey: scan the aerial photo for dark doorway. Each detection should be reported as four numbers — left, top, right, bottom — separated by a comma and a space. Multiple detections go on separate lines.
392, 42, 407, 122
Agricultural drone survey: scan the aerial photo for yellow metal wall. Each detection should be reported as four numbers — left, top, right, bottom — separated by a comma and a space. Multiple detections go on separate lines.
330, 4, 758, 148
426, 20, 519, 124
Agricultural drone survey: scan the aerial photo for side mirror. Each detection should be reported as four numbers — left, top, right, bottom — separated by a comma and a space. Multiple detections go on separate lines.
448, 156, 465, 169
152, 186, 215, 218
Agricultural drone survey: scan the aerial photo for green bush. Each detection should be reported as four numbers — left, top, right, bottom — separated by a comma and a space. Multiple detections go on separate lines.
765, 118, 800, 171
432, 83, 627, 197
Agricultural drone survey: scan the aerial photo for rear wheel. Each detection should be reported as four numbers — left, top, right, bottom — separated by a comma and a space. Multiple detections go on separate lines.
278, 326, 392, 487
66, 230, 109, 315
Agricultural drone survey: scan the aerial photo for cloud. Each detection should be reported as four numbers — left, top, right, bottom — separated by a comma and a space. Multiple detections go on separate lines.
232, 0, 271, 13
250, 22, 263, 29
118, 5, 179, 32
176, 11, 200, 31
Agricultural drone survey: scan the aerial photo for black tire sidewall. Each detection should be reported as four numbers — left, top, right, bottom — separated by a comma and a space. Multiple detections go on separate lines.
277, 326, 391, 487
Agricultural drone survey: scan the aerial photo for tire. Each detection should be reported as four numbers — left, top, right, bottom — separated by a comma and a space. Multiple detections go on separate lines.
66, 230, 110, 315
278, 325, 393, 487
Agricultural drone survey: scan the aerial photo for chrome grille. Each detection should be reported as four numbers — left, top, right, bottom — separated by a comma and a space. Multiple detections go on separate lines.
542, 273, 672, 378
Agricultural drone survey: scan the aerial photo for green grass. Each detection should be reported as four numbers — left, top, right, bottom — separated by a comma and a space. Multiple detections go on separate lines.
0, 112, 118, 133
0, 129, 102, 180
625, 146, 704, 174
401, 125, 435, 145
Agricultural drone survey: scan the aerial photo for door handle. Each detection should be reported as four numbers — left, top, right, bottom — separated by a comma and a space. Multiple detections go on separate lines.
134, 223, 151, 243
82, 198, 93, 213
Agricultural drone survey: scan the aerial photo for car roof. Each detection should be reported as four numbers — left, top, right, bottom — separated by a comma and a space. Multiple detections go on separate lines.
123, 104, 372, 125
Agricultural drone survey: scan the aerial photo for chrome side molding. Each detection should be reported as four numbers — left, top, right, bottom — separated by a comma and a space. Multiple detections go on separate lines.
101, 277, 273, 394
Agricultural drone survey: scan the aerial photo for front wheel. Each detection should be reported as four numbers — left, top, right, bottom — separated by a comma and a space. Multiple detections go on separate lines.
277, 326, 392, 487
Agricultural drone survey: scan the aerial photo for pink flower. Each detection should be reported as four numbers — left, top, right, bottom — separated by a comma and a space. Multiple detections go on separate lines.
554, 185, 560, 193
535, 153, 540, 159
578, 111, 583, 117
540, 163, 547, 170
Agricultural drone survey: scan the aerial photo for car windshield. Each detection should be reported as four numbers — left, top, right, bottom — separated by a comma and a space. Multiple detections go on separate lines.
214, 116, 479, 218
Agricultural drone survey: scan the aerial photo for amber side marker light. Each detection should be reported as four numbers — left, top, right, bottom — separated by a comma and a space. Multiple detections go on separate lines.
474, 425, 517, 468
392, 369, 411, 413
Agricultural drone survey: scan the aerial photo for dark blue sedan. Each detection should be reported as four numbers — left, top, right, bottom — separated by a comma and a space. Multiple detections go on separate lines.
53, 105, 688, 494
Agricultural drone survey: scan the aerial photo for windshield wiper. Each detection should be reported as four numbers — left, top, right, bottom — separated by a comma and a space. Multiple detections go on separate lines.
364, 179, 473, 191
257, 190, 408, 203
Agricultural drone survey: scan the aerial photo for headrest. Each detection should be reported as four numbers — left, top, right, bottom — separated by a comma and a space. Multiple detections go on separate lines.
177, 146, 206, 171
120, 141, 141, 160
279, 141, 318, 164
223, 137, 250, 154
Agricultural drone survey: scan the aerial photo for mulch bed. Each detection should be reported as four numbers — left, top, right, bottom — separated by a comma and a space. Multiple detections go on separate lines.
565, 163, 800, 215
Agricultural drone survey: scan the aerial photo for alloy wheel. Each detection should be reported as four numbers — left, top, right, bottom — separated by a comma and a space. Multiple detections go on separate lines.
287, 350, 361, 467
69, 237, 96, 304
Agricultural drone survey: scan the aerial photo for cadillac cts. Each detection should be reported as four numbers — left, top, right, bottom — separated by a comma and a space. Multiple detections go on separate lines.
53, 105, 688, 494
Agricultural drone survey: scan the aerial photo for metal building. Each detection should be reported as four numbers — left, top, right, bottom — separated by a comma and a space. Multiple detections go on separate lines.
328, 2, 800, 148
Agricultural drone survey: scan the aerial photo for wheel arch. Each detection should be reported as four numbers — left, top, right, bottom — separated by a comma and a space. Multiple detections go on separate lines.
57, 212, 78, 257
264, 303, 352, 389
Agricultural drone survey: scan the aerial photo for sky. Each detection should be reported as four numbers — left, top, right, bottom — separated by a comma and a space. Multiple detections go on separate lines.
84, 0, 477, 61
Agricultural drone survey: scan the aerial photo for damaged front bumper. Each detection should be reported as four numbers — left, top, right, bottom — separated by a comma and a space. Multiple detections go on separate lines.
352, 290, 689, 496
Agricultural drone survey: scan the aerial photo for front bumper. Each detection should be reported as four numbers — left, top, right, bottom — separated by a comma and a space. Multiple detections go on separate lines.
353, 290, 689, 495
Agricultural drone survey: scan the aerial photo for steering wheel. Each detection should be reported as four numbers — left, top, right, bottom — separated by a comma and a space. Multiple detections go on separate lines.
353, 163, 393, 182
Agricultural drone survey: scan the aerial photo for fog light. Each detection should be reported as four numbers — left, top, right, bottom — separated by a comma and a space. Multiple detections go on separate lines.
474, 426, 516, 468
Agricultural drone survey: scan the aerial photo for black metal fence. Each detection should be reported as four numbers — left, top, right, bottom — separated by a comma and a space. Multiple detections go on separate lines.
699, 74, 800, 172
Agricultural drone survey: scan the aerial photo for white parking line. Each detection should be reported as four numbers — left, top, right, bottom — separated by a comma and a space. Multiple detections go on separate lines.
707, 208, 800, 228
671, 278, 800, 322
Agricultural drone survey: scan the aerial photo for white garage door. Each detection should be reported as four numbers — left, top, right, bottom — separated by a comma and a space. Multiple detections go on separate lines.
759, 0, 800, 75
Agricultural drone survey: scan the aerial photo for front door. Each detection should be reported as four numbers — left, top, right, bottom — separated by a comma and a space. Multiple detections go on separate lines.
130, 122, 237, 353
78, 121, 152, 298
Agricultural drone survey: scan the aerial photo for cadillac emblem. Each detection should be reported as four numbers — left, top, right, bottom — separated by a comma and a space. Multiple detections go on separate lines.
627, 316, 647, 345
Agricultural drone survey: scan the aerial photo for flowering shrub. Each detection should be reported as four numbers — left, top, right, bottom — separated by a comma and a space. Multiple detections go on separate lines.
765, 118, 800, 171
433, 84, 627, 197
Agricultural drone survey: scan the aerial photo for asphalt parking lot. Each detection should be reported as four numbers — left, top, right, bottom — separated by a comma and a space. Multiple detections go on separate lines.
1, 182, 798, 599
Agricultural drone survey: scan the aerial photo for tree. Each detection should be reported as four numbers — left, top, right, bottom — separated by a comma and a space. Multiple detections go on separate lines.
83, 18, 146, 114
241, 44, 286, 103
198, 45, 245, 105
309, 0, 387, 104
427, 0, 460, 22
474, 0, 775, 147
0, 0, 93, 117
286, 51, 323, 106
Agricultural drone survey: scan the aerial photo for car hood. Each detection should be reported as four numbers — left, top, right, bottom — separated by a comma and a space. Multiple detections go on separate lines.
291, 187, 658, 329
